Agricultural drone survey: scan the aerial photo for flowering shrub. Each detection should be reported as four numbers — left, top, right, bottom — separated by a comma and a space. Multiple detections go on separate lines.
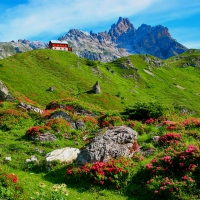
100, 115, 124, 127
182, 118, 200, 129
145, 143, 200, 198
130, 141, 140, 153
145, 118, 155, 124
0, 171, 23, 199
6, 173, 18, 183
161, 120, 183, 131
66, 157, 135, 188
126, 120, 135, 128
45, 98, 102, 115
26, 125, 52, 136
41, 109, 51, 119
45, 118, 72, 132
82, 116, 98, 129
0, 109, 30, 130
185, 130, 200, 139
158, 133, 182, 144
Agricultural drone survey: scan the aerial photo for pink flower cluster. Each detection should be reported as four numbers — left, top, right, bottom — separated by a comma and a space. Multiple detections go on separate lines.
182, 118, 200, 128
145, 143, 200, 197
66, 157, 134, 188
158, 133, 181, 144
145, 118, 155, 124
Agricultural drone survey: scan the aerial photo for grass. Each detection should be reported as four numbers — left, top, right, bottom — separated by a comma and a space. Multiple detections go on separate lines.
0, 49, 200, 113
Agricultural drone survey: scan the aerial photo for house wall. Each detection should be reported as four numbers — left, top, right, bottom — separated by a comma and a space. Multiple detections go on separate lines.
51, 47, 69, 51
49, 42, 72, 51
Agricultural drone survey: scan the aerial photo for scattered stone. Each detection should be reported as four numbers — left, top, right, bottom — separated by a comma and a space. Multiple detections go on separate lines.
49, 87, 54, 92
74, 141, 79, 146
18, 102, 43, 113
30, 132, 56, 142
5, 157, 11, 161
76, 119, 85, 129
152, 136, 160, 142
25, 155, 38, 163
35, 148, 43, 154
0, 80, 13, 101
46, 147, 80, 163
92, 81, 101, 94
73, 108, 96, 117
75, 126, 138, 165
139, 147, 156, 156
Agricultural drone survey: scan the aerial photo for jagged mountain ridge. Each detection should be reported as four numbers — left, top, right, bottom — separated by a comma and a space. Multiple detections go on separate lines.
59, 17, 187, 61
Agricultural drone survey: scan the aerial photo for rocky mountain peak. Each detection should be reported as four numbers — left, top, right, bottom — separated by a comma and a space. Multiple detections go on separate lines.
108, 17, 135, 40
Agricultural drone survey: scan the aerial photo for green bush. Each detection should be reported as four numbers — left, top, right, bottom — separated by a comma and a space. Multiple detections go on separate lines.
123, 102, 165, 121
85, 59, 97, 67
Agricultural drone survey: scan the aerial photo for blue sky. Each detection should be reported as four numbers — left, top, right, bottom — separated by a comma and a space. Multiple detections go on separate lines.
0, 0, 199, 49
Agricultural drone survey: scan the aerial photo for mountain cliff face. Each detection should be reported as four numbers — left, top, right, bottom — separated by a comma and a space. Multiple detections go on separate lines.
0, 40, 47, 59
59, 17, 187, 61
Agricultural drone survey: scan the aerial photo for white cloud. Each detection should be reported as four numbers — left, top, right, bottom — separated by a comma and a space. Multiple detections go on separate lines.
0, 0, 159, 41
182, 41, 200, 49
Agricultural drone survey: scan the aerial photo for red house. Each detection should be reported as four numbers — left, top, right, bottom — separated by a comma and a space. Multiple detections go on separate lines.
49, 40, 72, 52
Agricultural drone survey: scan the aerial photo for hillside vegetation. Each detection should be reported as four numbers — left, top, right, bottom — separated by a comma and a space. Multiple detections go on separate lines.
0, 49, 200, 113
1, 49, 200, 200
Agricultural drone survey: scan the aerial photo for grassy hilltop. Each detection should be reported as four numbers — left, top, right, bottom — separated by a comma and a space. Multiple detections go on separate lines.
1, 49, 200, 200
0, 49, 200, 112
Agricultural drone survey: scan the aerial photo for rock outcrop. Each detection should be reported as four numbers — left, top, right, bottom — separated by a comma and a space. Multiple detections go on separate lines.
0, 80, 13, 101
30, 132, 57, 142
75, 126, 137, 165
18, 102, 43, 113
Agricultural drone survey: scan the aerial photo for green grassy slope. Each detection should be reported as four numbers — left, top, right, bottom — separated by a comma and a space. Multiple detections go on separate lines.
0, 49, 200, 113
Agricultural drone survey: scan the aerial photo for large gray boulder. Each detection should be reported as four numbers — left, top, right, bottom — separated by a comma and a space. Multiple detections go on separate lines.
0, 80, 13, 101
75, 126, 137, 165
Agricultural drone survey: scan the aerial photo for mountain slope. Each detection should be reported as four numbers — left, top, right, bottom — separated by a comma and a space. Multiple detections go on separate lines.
0, 49, 200, 113
59, 17, 187, 61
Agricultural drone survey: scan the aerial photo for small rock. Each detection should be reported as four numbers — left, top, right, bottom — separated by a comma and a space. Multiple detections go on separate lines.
74, 142, 79, 146
152, 136, 160, 142
76, 119, 85, 129
25, 155, 38, 163
49, 87, 54, 92
25, 158, 31, 163
5, 157, 11, 161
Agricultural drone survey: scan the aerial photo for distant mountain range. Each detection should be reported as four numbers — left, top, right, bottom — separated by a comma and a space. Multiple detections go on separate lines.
0, 17, 188, 61
0, 39, 47, 59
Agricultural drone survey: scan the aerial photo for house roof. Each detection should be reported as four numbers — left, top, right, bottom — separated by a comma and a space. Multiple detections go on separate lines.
49, 40, 68, 44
